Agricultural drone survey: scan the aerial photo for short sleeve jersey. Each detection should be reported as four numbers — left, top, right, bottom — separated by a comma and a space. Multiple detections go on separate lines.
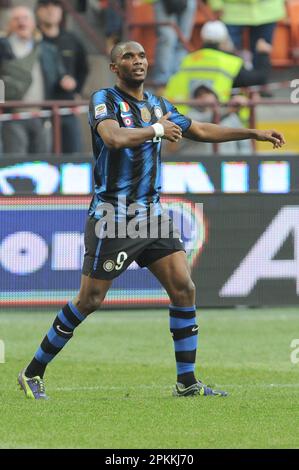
88, 85, 191, 218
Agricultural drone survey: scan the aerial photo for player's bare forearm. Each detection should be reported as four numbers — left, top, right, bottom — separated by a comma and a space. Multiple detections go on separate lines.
184, 121, 286, 149
97, 119, 155, 149
184, 121, 255, 142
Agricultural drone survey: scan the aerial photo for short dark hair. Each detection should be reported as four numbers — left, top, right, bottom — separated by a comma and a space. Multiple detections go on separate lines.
36, 0, 63, 7
110, 42, 126, 63
110, 41, 144, 63
193, 85, 218, 99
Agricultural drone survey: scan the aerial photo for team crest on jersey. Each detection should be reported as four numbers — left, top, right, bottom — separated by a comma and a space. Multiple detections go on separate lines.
119, 101, 130, 113
122, 116, 133, 127
154, 106, 163, 119
140, 106, 151, 123
103, 260, 115, 272
94, 103, 107, 118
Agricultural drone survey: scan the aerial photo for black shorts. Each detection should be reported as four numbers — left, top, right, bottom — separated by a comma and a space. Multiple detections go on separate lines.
82, 215, 185, 280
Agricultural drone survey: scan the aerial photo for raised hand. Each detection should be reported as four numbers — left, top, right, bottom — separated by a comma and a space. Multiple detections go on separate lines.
60, 75, 77, 92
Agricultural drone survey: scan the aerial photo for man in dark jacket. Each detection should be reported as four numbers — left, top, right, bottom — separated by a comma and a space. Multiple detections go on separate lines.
36, 0, 89, 153
0, 5, 75, 154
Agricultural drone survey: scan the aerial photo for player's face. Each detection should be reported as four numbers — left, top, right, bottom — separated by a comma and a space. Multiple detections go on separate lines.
113, 44, 148, 86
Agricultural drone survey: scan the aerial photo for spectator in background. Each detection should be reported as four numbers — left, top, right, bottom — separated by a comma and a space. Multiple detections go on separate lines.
0, 5, 75, 155
151, 0, 197, 89
77, 0, 88, 10
165, 21, 272, 115
36, 0, 89, 153
88, 0, 124, 54
105, 1, 125, 53
207, 0, 286, 66
0, 0, 11, 155
0, 0, 12, 33
173, 83, 252, 155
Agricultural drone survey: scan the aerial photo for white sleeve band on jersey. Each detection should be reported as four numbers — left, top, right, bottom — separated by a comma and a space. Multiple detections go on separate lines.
151, 122, 165, 138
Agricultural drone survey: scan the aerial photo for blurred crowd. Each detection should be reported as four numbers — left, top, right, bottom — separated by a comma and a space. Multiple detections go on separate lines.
0, 0, 89, 155
0, 0, 288, 156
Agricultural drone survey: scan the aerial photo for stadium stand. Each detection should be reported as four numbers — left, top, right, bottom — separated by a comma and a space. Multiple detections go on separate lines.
125, 0, 157, 65
126, 0, 299, 68
287, 0, 299, 63
1, 0, 298, 154
126, 0, 216, 66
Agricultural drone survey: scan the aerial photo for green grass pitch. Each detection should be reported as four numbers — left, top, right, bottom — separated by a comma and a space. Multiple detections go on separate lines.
0, 308, 299, 449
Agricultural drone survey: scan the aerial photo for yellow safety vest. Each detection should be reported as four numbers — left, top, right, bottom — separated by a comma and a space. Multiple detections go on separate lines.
208, 0, 285, 26
165, 48, 243, 114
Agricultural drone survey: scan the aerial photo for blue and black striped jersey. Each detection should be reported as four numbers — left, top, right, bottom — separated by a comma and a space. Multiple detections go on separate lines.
88, 85, 191, 218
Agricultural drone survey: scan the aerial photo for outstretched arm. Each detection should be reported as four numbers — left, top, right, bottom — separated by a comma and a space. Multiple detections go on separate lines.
184, 121, 286, 150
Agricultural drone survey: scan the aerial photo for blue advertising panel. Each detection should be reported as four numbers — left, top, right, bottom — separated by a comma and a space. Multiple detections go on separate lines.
0, 196, 204, 307
0, 154, 298, 196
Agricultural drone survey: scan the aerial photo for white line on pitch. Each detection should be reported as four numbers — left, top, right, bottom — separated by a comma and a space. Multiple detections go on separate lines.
51, 383, 299, 392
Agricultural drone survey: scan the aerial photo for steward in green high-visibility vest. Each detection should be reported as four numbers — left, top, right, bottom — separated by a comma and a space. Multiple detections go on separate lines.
208, 0, 285, 27
165, 20, 272, 115
166, 48, 243, 114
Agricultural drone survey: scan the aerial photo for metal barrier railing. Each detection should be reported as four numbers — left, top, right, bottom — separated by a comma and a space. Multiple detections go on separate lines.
0, 100, 88, 155
0, 91, 297, 154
